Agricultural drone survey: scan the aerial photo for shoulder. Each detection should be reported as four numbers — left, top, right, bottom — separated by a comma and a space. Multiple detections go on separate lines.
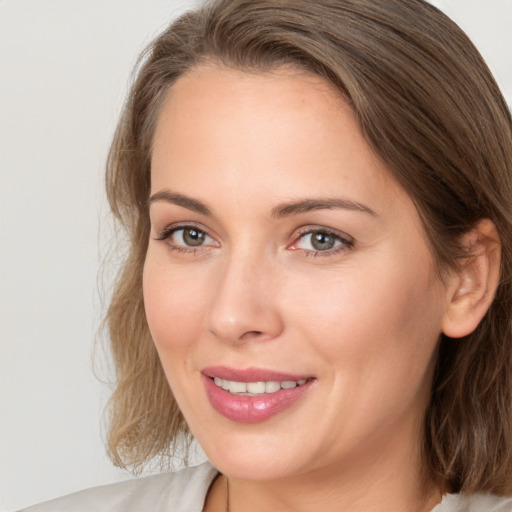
433, 493, 512, 512
19, 462, 218, 512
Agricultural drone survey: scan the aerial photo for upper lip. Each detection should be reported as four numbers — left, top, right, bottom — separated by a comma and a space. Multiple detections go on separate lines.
201, 365, 313, 382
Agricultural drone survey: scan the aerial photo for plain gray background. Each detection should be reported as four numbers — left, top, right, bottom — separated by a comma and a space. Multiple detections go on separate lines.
1, 1, 511, 510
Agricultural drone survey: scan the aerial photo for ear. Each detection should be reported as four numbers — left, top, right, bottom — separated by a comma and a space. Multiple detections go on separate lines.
441, 219, 501, 338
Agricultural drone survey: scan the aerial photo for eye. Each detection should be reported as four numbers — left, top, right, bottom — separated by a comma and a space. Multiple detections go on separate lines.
156, 225, 217, 250
289, 228, 353, 255
173, 227, 210, 247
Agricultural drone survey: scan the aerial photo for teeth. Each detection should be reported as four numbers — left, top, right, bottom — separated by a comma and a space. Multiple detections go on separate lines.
265, 381, 281, 393
213, 377, 309, 395
247, 381, 266, 394
229, 381, 248, 393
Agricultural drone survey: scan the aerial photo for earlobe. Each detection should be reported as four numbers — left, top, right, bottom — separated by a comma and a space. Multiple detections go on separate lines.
441, 219, 501, 339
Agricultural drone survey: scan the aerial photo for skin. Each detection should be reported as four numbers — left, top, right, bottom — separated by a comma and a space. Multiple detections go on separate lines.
144, 65, 464, 512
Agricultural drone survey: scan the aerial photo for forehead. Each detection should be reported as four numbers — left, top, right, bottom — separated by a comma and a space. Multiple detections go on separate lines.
150, 64, 409, 218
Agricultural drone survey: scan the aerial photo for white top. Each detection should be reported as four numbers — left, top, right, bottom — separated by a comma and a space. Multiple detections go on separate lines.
19, 461, 512, 512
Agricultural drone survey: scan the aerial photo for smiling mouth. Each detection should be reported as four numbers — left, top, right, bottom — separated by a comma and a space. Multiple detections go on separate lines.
202, 369, 316, 423
212, 377, 310, 395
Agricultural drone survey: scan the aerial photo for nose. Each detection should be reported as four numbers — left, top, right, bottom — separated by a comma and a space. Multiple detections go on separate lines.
206, 251, 284, 345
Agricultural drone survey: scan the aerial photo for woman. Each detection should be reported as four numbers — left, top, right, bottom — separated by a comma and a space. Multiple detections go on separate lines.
22, 0, 512, 510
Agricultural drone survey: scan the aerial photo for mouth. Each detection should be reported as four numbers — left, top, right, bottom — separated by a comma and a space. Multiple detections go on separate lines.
201, 366, 316, 423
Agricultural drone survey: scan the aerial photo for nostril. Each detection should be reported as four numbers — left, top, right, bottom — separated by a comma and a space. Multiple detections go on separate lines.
206, 285, 284, 344
240, 330, 264, 340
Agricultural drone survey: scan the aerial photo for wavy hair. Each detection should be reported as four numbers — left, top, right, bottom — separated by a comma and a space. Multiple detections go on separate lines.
104, 0, 512, 493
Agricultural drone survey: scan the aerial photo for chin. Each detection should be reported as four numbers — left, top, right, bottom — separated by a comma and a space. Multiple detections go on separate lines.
197, 433, 304, 481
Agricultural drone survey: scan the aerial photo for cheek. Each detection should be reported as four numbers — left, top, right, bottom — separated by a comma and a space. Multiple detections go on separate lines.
142, 254, 208, 357
289, 261, 444, 444
285, 256, 445, 383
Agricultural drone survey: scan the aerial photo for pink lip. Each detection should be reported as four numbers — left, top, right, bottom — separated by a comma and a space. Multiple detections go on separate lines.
201, 366, 315, 424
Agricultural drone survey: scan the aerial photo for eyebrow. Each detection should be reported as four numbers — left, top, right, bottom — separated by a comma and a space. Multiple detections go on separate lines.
271, 198, 377, 218
149, 189, 377, 218
149, 190, 212, 216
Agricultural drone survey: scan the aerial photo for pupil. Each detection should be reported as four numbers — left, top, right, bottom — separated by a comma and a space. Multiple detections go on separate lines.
311, 232, 335, 250
184, 228, 204, 246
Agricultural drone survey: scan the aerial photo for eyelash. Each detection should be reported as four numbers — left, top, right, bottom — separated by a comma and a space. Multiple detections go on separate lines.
155, 224, 215, 255
290, 226, 354, 258
155, 224, 354, 257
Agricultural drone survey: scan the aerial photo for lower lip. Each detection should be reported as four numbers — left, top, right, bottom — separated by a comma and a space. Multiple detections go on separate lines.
202, 375, 314, 423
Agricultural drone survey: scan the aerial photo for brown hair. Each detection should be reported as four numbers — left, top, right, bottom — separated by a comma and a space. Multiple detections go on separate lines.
105, 0, 512, 493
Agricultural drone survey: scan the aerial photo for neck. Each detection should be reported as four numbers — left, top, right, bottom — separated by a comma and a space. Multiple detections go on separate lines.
227, 462, 440, 512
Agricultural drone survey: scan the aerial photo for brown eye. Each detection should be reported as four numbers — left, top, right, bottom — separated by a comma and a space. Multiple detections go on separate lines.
181, 227, 206, 246
159, 226, 216, 249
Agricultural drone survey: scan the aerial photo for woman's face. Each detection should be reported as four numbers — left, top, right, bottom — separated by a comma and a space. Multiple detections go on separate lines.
144, 66, 451, 481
